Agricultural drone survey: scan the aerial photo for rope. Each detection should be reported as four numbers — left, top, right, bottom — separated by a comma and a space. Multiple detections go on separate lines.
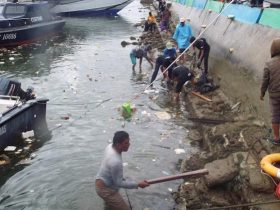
125, 189, 133, 210
261, 170, 278, 186
127, 0, 236, 104
197, 199, 280, 210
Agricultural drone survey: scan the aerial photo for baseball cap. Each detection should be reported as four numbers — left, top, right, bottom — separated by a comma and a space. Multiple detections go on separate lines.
166, 42, 173, 49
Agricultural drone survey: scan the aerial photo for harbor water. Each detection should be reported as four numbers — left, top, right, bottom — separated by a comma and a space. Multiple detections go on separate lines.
0, 1, 196, 209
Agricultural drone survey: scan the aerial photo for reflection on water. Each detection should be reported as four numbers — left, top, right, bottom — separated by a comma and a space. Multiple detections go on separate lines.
0, 1, 197, 210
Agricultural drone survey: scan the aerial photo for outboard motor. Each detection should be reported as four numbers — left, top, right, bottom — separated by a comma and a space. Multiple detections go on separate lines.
24, 86, 35, 101
0, 76, 35, 101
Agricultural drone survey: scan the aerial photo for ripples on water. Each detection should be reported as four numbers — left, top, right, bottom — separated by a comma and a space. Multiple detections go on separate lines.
0, 1, 197, 209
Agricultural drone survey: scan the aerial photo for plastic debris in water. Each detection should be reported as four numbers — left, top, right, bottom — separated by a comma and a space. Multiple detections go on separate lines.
154, 112, 171, 120
162, 170, 170, 175
123, 162, 128, 167
121, 102, 136, 120
144, 89, 159, 94
174, 148, 186, 154
168, 188, 173, 192
30, 153, 36, 159
22, 130, 34, 139
4, 146, 17, 152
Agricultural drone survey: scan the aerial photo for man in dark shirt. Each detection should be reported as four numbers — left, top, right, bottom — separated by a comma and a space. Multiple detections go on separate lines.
190, 36, 210, 74
172, 65, 193, 101
150, 55, 177, 84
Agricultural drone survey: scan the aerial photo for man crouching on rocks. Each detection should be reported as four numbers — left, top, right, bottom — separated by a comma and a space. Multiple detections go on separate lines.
260, 38, 280, 144
95, 131, 149, 210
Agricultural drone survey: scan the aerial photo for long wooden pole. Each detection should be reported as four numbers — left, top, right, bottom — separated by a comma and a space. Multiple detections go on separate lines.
191, 91, 212, 102
147, 169, 209, 185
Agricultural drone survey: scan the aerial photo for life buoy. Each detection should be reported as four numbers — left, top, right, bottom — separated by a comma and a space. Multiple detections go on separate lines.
260, 153, 280, 178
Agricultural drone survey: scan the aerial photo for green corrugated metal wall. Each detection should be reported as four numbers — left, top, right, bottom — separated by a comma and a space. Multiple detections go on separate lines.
259, 8, 280, 29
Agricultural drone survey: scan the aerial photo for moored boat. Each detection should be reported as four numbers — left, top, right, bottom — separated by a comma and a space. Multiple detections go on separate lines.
0, 76, 48, 151
0, 1, 65, 47
50, 0, 132, 16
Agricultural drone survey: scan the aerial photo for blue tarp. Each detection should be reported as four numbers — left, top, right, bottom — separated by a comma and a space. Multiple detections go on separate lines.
222, 4, 262, 24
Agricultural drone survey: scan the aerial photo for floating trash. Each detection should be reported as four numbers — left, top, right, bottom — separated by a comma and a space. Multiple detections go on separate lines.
22, 130, 34, 139
61, 116, 70, 120
30, 153, 36, 159
168, 188, 173, 192
174, 148, 186, 154
162, 170, 170, 175
144, 89, 159, 94
154, 112, 171, 120
4, 146, 16, 152
123, 162, 128, 167
121, 102, 136, 120
9, 57, 15, 61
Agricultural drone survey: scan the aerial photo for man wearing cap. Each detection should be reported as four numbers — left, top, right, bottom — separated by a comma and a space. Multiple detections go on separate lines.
172, 65, 194, 101
260, 38, 280, 144
130, 44, 153, 70
172, 17, 193, 61
95, 131, 149, 210
163, 42, 177, 59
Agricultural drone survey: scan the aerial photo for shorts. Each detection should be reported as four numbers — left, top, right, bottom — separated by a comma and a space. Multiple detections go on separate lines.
269, 96, 280, 124
130, 53, 136, 65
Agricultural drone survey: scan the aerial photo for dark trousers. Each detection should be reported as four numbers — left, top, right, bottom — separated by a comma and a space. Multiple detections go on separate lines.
151, 56, 164, 83
202, 47, 210, 74
144, 22, 156, 32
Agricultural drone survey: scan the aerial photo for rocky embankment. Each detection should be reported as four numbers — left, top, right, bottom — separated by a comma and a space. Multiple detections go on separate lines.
122, 2, 280, 209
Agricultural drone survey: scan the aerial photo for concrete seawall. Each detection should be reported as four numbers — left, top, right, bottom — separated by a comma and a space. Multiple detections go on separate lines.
170, 3, 280, 123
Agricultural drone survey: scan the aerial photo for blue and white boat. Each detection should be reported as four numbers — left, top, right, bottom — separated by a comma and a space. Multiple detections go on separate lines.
50, 0, 132, 16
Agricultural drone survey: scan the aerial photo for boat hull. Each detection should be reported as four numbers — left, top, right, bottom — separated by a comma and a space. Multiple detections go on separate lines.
0, 20, 65, 47
51, 0, 132, 16
0, 99, 48, 150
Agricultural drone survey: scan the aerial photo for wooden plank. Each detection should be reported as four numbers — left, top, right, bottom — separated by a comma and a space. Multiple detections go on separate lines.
188, 117, 234, 124
147, 169, 209, 184
191, 91, 212, 102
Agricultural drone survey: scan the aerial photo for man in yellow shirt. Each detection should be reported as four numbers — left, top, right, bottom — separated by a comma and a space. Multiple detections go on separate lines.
144, 12, 156, 32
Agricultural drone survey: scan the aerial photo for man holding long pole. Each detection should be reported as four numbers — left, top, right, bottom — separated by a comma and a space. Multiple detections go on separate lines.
95, 131, 149, 210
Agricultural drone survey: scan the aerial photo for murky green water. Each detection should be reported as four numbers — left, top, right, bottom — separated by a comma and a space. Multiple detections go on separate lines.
0, 1, 197, 209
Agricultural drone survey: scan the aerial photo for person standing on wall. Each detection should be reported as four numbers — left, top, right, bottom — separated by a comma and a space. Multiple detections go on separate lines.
172, 17, 192, 62
260, 38, 280, 144
95, 131, 149, 210
190, 36, 211, 75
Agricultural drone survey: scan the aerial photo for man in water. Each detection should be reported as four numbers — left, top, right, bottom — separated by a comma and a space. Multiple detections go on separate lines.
190, 36, 211, 74
172, 65, 194, 101
172, 17, 192, 61
130, 45, 153, 71
95, 131, 149, 210
260, 38, 280, 144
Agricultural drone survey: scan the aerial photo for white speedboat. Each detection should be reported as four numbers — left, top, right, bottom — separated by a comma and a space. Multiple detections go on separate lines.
50, 0, 132, 16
